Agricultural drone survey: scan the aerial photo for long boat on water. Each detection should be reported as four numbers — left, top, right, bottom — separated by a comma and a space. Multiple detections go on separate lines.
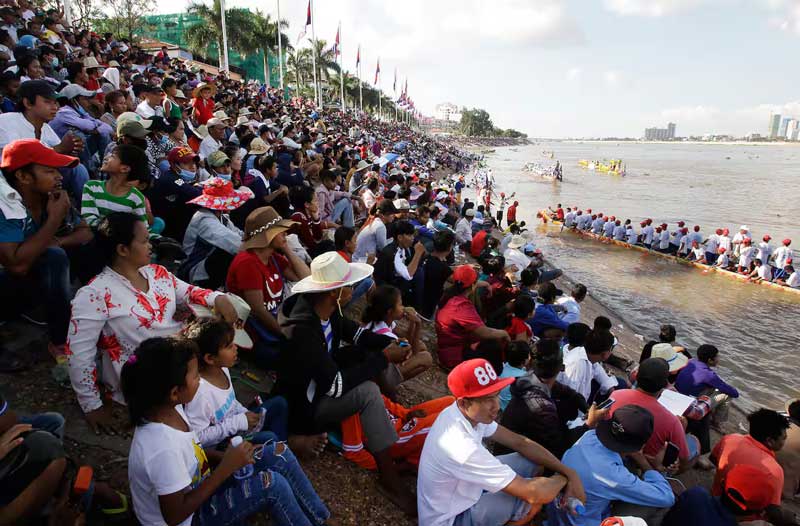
577, 159, 626, 176
536, 210, 800, 297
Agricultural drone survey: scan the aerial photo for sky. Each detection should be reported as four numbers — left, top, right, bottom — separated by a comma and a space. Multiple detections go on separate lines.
152, 0, 800, 138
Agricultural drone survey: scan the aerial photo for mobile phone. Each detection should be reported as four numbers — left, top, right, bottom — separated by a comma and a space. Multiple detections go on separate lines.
595, 398, 615, 411
398, 341, 410, 348
663, 441, 680, 467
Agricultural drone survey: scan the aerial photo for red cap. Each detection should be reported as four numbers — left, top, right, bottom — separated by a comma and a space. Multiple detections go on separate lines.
763, 235, 771, 241
587, 208, 592, 213
678, 221, 685, 227
724, 464, 777, 513
610, 216, 616, 221
661, 223, 668, 228
694, 225, 700, 232
0, 139, 79, 173
640, 221, 646, 226
718, 247, 726, 254
784, 238, 792, 246
716, 228, 723, 235
682, 228, 689, 234
452, 265, 478, 288
744, 238, 752, 244
723, 228, 730, 235
168, 146, 199, 164
447, 359, 514, 399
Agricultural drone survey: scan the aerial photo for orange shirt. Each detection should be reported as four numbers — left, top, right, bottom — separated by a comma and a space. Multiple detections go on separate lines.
712, 433, 784, 506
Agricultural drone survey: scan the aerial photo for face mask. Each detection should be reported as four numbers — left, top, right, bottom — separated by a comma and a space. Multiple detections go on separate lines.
212, 170, 231, 181
178, 168, 196, 182
50, 57, 58, 68
75, 105, 87, 116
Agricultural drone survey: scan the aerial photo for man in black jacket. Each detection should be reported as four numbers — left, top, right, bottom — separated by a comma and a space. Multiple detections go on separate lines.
275, 251, 416, 514
499, 340, 608, 458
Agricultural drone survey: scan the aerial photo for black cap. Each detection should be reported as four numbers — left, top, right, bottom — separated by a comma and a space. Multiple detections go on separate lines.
18, 80, 57, 101
377, 199, 399, 215
637, 357, 670, 394
141, 84, 164, 93
596, 404, 654, 453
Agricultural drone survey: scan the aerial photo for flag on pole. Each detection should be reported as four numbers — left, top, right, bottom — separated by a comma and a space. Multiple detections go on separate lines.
333, 23, 340, 56
393, 68, 397, 93
296, 0, 311, 44
355, 44, 360, 67
374, 58, 380, 85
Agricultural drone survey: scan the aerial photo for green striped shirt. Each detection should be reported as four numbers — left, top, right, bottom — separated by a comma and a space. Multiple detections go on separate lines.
80, 180, 147, 227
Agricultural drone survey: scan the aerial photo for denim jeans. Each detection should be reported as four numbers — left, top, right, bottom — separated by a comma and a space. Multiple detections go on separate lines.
194, 441, 329, 526
248, 396, 289, 441
0, 247, 71, 345
331, 198, 355, 228
348, 276, 374, 306
454, 453, 537, 526
18, 412, 65, 441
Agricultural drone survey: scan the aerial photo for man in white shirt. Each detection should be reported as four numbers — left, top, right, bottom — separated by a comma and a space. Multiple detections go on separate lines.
556, 283, 586, 325
772, 238, 793, 280
704, 228, 721, 264
613, 220, 626, 241
417, 359, 585, 526
732, 225, 751, 258
592, 214, 605, 234
455, 209, 473, 247
641, 220, 654, 247
603, 217, 615, 237
281, 125, 302, 150
560, 329, 620, 403
199, 117, 226, 160
625, 224, 638, 245
757, 234, 773, 264
134, 84, 165, 119
503, 235, 531, 282
776, 264, 799, 288
564, 207, 576, 228
718, 228, 732, 253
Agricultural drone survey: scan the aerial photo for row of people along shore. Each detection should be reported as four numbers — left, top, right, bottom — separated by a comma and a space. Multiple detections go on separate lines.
544, 205, 798, 288
0, 6, 797, 526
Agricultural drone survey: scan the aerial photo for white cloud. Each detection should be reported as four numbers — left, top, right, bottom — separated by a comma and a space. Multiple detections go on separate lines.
764, 0, 800, 34
566, 67, 582, 81
603, 0, 708, 16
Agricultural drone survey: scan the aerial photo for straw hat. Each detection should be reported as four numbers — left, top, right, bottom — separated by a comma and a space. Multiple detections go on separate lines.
354, 159, 370, 172
241, 207, 298, 250
194, 124, 209, 139
82, 55, 102, 69
508, 235, 527, 249
214, 110, 232, 121
248, 138, 269, 155
239, 107, 253, 116
292, 252, 374, 294
187, 177, 253, 211
650, 343, 689, 373
236, 115, 250, 126
192, 82, 217, 97
189, 293, 253, 349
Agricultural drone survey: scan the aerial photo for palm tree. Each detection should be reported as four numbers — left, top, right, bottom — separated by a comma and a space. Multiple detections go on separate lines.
287, 48, 312, 91
183, 0, 260, 68
245, 11, 292, 86
310, 39, 340, 84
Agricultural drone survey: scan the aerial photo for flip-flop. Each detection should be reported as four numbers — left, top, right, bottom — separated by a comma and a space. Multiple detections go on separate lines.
100, 492, 129, 517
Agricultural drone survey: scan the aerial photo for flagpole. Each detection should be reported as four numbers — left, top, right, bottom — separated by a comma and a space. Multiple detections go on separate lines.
220, 0, 230, 71
263, 49, 269, 86
277, 0, 284, 92
358, 46, 362, 113
377, 58, 381, 119
339, 22, 345, 112
309, 0, 320, 106
393, 68, 397, 122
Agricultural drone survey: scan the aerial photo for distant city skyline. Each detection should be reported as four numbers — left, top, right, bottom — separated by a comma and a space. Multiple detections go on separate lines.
154, 0, 800, 138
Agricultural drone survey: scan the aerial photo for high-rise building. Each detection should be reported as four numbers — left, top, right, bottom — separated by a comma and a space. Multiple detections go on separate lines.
769, 113, 782, 139
787, 119, 799, 141
644, 123, 677, 141
667, 122, 676, 140
780, 117, 792, 138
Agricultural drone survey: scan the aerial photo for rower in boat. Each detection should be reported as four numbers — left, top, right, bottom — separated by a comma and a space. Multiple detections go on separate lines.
626, 222, 638, 245
592, 214, 605, 234
732, 225, 752, 258
657, 224, 671, 253
603, 216, 616, 237
771, 239, 793, 280
719, 228, 732, 255
715, 248, 731, 269
775, 264, 799, 288
642, 220, 655, 249
757, 235, 773, 265
670, 221, 686, 255
738, 238, 756, 273
613, 220, 626, 241
704, 229, 722, 265
748, 258, 773, 283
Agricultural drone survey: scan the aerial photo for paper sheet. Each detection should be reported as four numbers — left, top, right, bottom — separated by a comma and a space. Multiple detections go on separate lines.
658, 389, 695, 416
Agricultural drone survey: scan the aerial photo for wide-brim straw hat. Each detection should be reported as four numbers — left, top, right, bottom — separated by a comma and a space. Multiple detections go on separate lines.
248, 137, 269, 155
236, 115, 250, 126
292, 252, 374, 294
508, 235, 527, 249
650, 343, 689, 372
187, 177, 253, 211
192, 81, 217, 97
214, 110, 232, 121
189, 293, 253, 349
83, 55, 102, 69
241, 206, 297, 250
354, 159, 370, 172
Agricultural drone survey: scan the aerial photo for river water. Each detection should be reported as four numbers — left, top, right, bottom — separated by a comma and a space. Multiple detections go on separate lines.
482, 142, 800, 411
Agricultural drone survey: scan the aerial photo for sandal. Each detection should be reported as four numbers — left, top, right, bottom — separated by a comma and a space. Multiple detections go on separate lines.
100, 491, 129, 517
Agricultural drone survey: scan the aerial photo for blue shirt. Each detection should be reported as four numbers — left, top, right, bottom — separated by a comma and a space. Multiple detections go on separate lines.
498, 363, 527, 410
663, 487, 737, 526
674, 359, 739, 398
528, 304, 570, 337
557, 430, 674, 526
0, 209, 39, 243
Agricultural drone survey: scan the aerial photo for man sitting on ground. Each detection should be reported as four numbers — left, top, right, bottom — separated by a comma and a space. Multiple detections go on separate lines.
417, 358, 585, 526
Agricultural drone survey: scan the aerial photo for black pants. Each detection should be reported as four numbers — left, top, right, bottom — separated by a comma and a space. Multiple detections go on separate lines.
197, 249, 235, 290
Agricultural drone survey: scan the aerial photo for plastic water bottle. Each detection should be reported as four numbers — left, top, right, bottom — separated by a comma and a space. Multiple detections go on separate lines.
565, 496, 585, 516
230, 436, 254, 480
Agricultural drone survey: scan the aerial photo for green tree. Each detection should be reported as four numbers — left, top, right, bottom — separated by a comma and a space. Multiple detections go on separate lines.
183, 0, 260, 68
101, 0, 156, 40
460, 108, 494, 137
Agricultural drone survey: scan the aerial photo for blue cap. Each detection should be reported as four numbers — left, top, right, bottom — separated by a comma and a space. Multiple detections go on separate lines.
523, 243, 535, 253
474, 211, 483, 220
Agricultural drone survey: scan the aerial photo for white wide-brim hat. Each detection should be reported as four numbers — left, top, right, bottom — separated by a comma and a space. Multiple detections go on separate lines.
292, 252, 374, 294
189, 293, 254, 349
508, 235, 526, 249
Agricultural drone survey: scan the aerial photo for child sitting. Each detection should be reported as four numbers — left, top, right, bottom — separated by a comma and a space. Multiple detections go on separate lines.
356, 285, 433, 400
122, 336, 331, 526
506, 295, 534, 342
498, 340, 532, 410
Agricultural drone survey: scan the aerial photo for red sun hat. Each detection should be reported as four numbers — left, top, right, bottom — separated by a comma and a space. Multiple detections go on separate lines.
0, 139, 79, 173
448, 359, 514, 399
187, 177, 254, 211
784, 238, 792, 246
724, 464, 777, 514
452, 265, 478, 288
763, 235, 772, 241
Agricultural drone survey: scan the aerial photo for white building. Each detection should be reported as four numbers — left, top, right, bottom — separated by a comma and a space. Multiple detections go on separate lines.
786, 119, 799, 141
435, 102, 462, 123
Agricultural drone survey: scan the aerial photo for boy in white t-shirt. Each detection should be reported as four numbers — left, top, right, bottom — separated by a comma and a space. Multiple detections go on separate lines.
417, 358, 585, 526
748, 258, 772, 283
776, 264, 799, 288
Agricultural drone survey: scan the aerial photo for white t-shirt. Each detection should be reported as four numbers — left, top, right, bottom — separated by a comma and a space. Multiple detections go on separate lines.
773, 246, 792, 269
718, 235, 732, 252
659, 230, 670, 249
503, 247, 531, 281
559, 346, 617, 402
556, 296, 581, 325
128, 406, 210, 526
705, 234, 719, 254
417, 402, 515, 526
757, 242, 773, 264
739, 246, 755, 267
786, 272, 799, 288
0, 112, 62, 152
136, 100, 165, 119
198, 135, 222, 160
756, 263, 772, 281
184, 367, 249, 447
643, 225, 655, 244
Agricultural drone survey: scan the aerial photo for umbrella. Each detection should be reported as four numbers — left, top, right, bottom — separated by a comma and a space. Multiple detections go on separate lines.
378, 153, 400, 167
393, 141, 409, 152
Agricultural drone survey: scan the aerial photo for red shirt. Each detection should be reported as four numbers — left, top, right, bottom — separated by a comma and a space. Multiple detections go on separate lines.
435, 296, 484, 368
290, 211, 324, 250
609, 388, 690, 460
226, 251, 289, 317
192, 97, 214, 125
712, 434, 784, 506
556, 208, 565, 220
507, 204, 517, 224
506, 317, 532, 340
471, 230, 488, 258
337, 250, 351, 262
